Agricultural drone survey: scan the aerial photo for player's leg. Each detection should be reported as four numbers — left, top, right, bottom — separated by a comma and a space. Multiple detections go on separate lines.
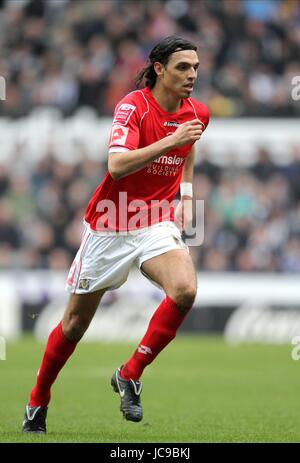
23, 290, 105, 433
120, 249, 196, 380
111, 248, 196, 423
29, 290, 106, 406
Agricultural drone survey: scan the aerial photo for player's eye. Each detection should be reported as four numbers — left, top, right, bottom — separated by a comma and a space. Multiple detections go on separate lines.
177, 64, 199, 71
177, 65, 188, 71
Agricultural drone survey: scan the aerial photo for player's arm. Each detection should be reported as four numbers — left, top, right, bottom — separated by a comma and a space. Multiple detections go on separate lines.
108, 120, 202, 180
180, 144, 195, 196
175, 145, 195, 232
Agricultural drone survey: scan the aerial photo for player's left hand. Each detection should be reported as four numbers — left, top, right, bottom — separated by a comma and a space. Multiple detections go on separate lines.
175, 198, 193, 233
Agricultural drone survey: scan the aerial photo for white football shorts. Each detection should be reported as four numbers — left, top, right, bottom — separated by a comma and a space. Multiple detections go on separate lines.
66, 221, 189, 294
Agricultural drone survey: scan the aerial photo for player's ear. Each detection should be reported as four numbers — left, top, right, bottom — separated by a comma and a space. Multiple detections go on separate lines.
153, 61, 164, 79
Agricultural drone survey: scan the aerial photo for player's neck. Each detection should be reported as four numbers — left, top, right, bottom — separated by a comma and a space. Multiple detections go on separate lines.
150, 85, 182, 113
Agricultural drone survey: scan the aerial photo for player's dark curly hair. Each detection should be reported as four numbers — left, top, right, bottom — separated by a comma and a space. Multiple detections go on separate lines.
136, 36, 197, 89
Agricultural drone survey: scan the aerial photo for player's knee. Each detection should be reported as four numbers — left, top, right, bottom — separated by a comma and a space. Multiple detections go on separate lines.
170, 283, 196, 311
63, 315, 88, 342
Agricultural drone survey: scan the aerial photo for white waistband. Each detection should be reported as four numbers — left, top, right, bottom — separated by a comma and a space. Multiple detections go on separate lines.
83, 219, 176, 236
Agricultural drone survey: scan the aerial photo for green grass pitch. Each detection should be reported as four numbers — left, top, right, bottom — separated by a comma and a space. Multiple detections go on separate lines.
1, 335, 300, 443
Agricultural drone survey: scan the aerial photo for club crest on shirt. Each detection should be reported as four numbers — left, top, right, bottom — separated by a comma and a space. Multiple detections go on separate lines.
113, 103, 136, 126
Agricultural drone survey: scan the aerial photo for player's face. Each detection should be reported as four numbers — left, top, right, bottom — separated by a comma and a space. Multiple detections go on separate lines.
157, 50, 200, 98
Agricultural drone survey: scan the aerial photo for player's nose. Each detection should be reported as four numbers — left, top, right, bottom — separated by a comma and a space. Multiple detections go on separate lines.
188, 68, 197, 79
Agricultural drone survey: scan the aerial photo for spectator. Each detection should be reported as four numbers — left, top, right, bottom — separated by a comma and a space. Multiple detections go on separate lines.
0, 0, 299, 117
0, 0, 299, 274
0, 144, 299, 273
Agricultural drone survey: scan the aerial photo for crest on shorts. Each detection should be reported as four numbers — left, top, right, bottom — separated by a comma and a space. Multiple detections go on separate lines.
78, 279, 90, 290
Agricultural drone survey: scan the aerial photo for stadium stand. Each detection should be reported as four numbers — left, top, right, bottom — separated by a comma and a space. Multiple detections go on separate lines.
0, 0, 299, 273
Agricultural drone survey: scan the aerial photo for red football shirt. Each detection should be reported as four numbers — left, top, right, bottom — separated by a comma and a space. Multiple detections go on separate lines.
84, 86, 210, 232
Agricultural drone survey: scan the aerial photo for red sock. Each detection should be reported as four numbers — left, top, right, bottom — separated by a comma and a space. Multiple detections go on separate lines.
120, 296, 192, 381
29, 322, 77, 407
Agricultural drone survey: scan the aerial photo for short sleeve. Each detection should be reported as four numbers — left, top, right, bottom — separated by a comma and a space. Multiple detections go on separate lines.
108, 95, 141, 152
200, 105, 210, 131
197, 103, 210, 131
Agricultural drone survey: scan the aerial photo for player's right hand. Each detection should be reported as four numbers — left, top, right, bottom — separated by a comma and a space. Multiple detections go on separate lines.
171, 119, 203, 147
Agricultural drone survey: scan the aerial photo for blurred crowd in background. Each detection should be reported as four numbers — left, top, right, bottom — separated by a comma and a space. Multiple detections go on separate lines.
0, 0, 299, 274
0, 0, 299, 117
1, 144, 300, 273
